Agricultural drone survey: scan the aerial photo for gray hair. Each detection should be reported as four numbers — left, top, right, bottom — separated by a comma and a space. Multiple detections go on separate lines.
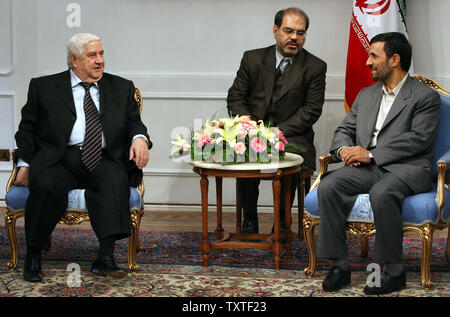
67, 33, 101, 68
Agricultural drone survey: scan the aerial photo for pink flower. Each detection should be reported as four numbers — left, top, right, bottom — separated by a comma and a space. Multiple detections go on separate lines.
251, 137, 266, 153
197, 135, 214, 147
275, 141, 285, 151
237, 129, 248, 139
234, 142, 246, 155
279, 130, 287, 144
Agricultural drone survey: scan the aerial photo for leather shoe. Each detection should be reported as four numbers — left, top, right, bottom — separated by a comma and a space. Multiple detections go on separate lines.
91, 255, 128, 278
364, 271, 406, 295
23, 253, 43, 282
241, 218, 259, 234
322, 266, 351, 292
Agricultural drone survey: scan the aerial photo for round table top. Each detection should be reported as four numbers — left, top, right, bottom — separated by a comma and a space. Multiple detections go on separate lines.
189, 152, 303, 171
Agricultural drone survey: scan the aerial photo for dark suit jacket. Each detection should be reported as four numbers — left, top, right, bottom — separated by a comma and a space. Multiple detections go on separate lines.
15, 70, 151, 184
227, 45, 327, 169
330, 75, 441, 193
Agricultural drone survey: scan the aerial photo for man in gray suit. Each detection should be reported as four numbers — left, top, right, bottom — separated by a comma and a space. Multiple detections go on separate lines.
227, 7, 326, 233
317, 32, 441, 295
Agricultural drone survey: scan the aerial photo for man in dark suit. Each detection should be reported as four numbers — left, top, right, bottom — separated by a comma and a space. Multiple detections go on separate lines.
317, 32, 441, 295
227, 7, 327, 233
14, 33, 151, 282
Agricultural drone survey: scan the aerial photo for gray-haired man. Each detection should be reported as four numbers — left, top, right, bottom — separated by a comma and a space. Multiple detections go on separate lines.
14, 33, 152, 282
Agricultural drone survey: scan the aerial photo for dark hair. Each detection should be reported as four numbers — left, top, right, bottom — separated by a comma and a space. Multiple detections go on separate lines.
274, 7, 310, 31
370, 32, 412, 72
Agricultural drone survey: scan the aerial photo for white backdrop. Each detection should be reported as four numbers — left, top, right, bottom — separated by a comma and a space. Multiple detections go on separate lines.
0, 0, 449, 211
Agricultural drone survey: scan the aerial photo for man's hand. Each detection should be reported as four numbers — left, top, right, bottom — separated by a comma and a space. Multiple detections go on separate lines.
339, 146, 371, 166
129, 138, 149, 169
14, 166, 30, 186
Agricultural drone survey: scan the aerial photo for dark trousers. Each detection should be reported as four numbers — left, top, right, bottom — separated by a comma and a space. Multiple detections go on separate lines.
238, 173, 299, 221
25, 147, 131, 250
316, 164, 414, 263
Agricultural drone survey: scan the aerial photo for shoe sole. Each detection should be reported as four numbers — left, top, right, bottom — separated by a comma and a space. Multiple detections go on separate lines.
322, 277, 351, 292
363, 284, 406, 295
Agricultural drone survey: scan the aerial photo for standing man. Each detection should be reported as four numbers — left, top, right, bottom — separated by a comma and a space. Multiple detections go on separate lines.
227, 7, 327, 233
14, 33, 152, 282
317, 32, 441, 295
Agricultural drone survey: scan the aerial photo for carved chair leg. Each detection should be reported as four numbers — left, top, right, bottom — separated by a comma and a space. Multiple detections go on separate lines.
128, 209, 142, 272
360, 236, 369, 258
419, 224, 434, 289
5, 209, 23, 271
135, 209, 146, 253
303, 214, 319, 277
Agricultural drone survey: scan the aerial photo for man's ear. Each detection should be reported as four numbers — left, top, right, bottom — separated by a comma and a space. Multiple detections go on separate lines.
273, 25, 278, 39
69, 54, 78, 68
390, 53, 401, 68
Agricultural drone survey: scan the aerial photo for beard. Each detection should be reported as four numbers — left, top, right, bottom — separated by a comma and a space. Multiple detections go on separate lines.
277, 40, 300, 57
371, 60, 392, 82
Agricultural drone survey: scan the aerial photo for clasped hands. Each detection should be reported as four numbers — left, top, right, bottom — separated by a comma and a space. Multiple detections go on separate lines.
14, 138, 149, 187
339, 146, 371, 167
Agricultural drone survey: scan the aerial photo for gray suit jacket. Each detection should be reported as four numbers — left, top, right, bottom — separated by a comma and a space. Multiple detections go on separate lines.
227, 45, 327, 170
330, 75, 441, 193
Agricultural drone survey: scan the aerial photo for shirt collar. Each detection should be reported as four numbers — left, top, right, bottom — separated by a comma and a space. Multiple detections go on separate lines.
382, 73, 408, 96
70, 69, 99, 89
275, 48, 295, 69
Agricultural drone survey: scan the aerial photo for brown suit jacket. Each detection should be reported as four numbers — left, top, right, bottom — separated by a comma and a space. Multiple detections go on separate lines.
227, 45, 326, 169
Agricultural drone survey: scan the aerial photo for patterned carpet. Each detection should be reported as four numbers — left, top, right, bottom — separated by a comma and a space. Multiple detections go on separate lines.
0, 226, 449, 297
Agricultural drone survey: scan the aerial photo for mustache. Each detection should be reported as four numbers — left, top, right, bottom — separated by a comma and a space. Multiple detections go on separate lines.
285, 41, 299, 48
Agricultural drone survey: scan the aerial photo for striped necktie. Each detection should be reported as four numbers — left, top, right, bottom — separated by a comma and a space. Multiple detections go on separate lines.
81, 82, 102, 171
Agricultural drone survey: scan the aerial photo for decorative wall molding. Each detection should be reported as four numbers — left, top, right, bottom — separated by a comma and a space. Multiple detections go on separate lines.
0, 0, 13, 75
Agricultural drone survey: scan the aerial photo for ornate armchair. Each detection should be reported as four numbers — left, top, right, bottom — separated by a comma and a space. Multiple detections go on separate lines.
4, 88, 146, 272
303, 75, 450, 289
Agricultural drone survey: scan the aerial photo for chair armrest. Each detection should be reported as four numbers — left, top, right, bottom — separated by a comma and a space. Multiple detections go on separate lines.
136, 178, 145, 198
436, 149, 450, 219
310, 154, 338, 191
6, 150, 18, 193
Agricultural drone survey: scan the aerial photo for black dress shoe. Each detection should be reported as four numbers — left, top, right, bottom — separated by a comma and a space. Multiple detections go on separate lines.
364, 271, 406, 295
322, 266, 351, 292
23, 253, 43, 282
241, 218, 259, 234
91, 255, 128, 278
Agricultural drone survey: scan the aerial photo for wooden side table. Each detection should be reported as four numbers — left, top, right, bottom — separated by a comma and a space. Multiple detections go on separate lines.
190, 153, 303, 270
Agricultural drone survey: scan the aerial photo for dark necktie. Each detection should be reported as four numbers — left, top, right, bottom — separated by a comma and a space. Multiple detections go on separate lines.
274, 58, 290, 96
81, 82, 102, 171
266, 58, 291, 122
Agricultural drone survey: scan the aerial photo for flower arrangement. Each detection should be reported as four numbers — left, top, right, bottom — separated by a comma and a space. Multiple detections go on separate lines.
171, 115, 306, 165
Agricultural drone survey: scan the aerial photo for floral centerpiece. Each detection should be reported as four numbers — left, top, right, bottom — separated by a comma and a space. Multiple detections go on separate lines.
171, 115, 306, 165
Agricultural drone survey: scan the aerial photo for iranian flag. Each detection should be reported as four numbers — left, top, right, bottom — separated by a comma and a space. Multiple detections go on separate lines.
344, 0, 411, 112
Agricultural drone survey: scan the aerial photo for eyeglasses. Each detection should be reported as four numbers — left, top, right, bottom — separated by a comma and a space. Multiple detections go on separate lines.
282, 27, 307, 37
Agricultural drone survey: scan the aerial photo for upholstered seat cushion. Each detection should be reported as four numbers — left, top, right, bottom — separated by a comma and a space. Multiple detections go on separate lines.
5, 186, 142, 212
305, 183, 450, 226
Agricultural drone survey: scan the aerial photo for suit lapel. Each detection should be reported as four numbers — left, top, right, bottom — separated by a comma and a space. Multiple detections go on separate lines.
55, 70, 76, 116
278, 49, 307, 99
262, 46, 276, 109
364, 85, 383, 146
97, 75, 113, 118
380, 76, 412, 131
